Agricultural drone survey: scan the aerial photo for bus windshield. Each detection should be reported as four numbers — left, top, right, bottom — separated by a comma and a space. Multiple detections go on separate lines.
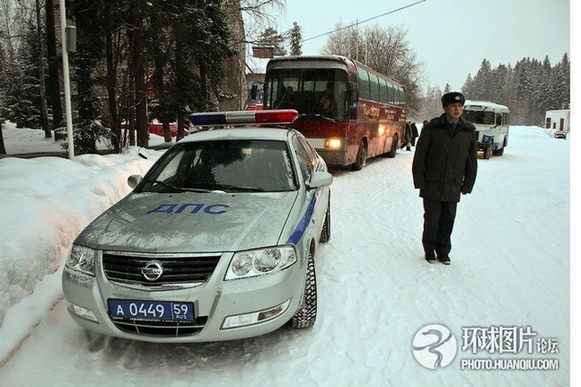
463, 110, 495, 125
264, 68, 348, 121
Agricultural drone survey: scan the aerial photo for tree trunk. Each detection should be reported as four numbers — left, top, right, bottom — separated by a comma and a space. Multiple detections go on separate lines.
35, 0, 51, 138
129, 0, 148, 148
162, 120, 171, 143
45, 0, 63, 136
199, 63, 208, 107
0, 125, 6, 154
176, 112, 186, 141
105, 4, 120, 153
128, 74, 136, 146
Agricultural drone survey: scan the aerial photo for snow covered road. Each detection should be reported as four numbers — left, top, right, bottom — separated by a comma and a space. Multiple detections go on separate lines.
0, 126, 569, 386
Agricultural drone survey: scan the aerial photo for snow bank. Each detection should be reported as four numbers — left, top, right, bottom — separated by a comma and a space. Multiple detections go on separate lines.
0, 148, 160, 361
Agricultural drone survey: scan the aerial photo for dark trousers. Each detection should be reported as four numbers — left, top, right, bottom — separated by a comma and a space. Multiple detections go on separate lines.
422, 198, 457, 257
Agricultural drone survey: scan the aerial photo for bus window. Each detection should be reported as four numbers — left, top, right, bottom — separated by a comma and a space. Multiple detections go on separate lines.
379, 78, 388, 103
387, 82, 395, 104
264, 68, 348, 121
463, 110, 495, 125
369, 73, 380, 102
357, 67, 370, 100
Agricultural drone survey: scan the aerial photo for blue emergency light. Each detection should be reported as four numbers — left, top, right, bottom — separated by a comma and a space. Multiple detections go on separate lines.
189, 110, 298, 127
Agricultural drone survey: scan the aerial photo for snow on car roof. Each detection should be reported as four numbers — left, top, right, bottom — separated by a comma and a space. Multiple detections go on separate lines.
179, 127, 292, 143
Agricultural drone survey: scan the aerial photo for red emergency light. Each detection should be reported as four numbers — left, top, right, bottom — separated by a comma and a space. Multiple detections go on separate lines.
189, 110, 298, 127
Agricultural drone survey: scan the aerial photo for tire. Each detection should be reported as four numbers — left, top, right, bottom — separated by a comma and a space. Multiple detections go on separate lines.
289, 248, 317, 329
351, 140, 367, 170
385, 135, 398, 158
319, 199, 331, 243
493, 137, 507, 156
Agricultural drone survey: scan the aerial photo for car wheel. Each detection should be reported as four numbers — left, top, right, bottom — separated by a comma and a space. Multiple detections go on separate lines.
319, 198, 331, 243
492, 147, 504, 156
385, 134, 398, 158
289, 248, 317, 329
351, 140, 367, 170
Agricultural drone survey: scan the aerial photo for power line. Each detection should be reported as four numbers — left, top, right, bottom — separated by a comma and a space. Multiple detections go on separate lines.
301, 0, 426, 43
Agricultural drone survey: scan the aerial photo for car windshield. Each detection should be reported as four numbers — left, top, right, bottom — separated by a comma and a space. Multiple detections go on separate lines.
141, 140, 298, 193
463, 110, 495, 125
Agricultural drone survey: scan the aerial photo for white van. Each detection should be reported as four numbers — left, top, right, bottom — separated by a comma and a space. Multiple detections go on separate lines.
463, 100, 510, 159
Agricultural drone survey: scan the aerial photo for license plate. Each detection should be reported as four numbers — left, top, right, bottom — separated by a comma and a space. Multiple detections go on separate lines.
108, 299, 194, 322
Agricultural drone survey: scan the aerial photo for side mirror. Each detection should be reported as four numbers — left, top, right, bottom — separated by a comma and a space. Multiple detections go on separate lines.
306, 171, 333, 190
127, 174, 143, 189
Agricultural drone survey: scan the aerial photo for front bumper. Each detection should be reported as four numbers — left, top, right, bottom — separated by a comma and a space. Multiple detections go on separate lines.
62, 252, 305, 342
315, 149, 347, 167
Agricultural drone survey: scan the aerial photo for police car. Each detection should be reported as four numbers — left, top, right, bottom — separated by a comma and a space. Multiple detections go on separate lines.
62, 110, 332, 342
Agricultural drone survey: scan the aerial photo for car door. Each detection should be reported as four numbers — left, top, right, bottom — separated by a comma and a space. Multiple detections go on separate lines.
292, 134, 327, 244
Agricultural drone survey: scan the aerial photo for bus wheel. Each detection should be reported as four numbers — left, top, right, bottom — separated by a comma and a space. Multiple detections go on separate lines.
386, 135, 398, 158
352, 141, 367, 170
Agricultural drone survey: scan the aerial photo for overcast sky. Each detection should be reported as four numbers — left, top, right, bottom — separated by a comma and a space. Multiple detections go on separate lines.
271, 0, 570, 92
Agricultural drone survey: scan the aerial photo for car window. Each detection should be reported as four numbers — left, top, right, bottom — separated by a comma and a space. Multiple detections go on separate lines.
141, 140, 298, 192
292, 135, 314, 181
297, 134, 318, 169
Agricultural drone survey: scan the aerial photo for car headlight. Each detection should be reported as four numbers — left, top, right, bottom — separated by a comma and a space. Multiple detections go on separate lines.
65, 244, 96, 276
225, 245, 296, 280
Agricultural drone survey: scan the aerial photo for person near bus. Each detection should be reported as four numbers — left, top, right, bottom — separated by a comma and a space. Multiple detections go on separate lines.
318, 81, 337, 117
274, 85, 293, 108
405, 121, 419, 150
410, 121, 419, 146
405, 122, 413, 151
412, 92, 478, 265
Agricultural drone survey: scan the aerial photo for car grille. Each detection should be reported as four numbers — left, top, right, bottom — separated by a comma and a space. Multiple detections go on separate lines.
112, 317, 208, 337
102, 252, 221, 287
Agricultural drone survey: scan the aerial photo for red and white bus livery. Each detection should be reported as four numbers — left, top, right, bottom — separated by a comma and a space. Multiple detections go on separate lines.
264, 55, 406, 169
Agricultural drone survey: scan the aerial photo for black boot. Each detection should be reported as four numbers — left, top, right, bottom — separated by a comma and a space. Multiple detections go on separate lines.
438, 255, 451, 265
425, 251, 436, 263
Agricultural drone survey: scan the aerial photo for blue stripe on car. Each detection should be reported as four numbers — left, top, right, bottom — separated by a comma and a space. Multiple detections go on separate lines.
286, 193, 317, 245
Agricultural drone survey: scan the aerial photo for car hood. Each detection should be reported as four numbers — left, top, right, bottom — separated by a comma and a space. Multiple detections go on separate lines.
76, 191, 298, 253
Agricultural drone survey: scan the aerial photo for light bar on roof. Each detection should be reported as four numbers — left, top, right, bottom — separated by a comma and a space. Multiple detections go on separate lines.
189, 110, 298, 127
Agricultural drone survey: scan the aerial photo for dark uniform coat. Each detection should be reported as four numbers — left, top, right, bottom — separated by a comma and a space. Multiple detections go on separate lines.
412, 114, 478, 203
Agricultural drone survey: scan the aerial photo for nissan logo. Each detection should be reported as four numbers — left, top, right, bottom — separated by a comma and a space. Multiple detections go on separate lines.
141, 260, 164, 281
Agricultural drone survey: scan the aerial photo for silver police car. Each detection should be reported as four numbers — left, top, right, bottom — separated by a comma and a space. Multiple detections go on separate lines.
62, 110, 332, 342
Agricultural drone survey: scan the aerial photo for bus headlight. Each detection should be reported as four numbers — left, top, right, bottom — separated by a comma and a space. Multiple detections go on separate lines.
324, 138, 342, 150
225, 246, 297, 280
378, 125, 385, 136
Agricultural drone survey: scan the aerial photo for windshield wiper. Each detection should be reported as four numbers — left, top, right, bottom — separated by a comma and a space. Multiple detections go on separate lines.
207, 183, 265, 192
297, 114, 338, 123
150, 180, 211, 193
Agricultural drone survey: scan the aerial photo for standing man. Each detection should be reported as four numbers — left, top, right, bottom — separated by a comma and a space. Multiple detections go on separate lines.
412, 92, 478, 265
410, 121, 419, 146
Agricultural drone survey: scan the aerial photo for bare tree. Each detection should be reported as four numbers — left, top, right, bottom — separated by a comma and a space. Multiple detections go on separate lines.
240, 0, 285, 45
323, 24, 423, 114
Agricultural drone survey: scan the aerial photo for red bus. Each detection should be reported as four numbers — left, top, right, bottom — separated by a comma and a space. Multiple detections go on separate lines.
264, 55, 406, 169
